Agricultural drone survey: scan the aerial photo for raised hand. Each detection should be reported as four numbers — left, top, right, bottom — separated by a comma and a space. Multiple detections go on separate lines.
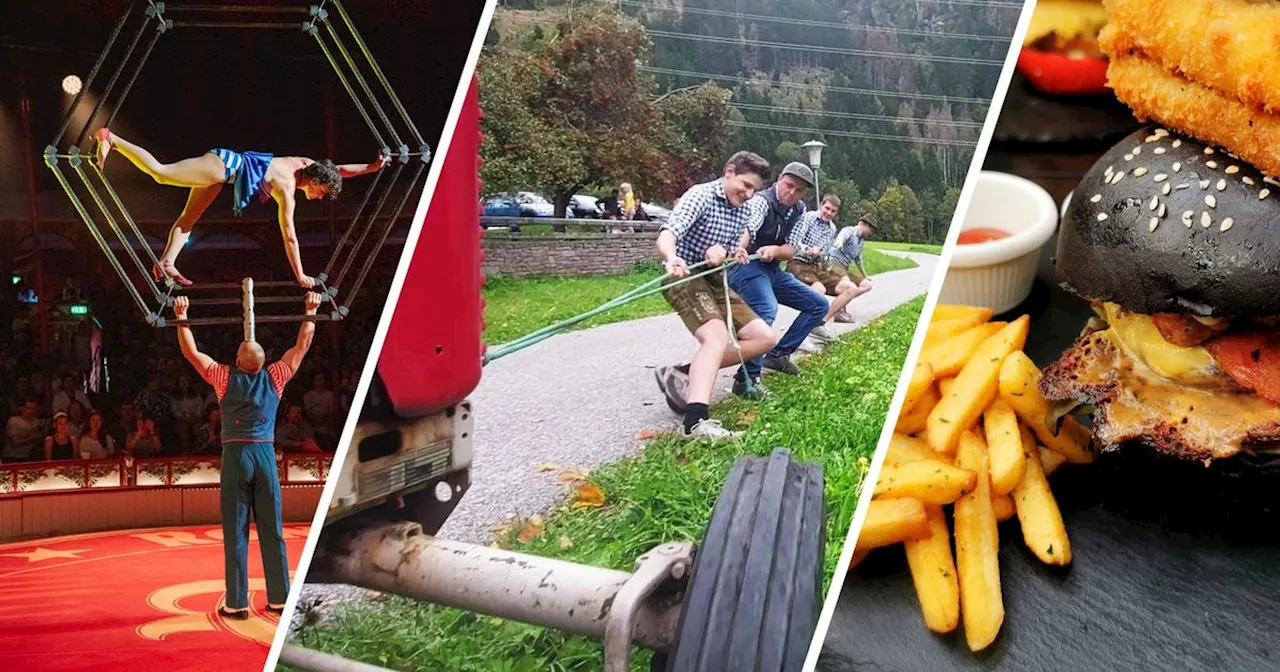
174, 295, 190, 320
304, 292, 323, 314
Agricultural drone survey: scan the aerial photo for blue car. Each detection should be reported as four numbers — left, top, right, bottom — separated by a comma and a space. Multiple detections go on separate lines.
481, 195, 521, 218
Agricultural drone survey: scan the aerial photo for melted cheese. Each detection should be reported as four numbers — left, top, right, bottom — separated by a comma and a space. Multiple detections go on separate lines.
1025, 0, 1107, 45
1056, 331, 1280, 460
1102, 303, 1225, 386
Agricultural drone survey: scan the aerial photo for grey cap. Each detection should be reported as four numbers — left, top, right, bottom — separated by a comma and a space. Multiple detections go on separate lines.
780, 161, 815, 188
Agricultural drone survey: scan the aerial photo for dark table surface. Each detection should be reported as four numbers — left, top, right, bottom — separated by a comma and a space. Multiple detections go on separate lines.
816, 88, 1280, 672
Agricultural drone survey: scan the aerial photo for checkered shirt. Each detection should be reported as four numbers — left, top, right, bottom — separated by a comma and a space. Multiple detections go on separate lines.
830, 225, 866, 268
788, 211, 836, 264
663, 179, 763, 263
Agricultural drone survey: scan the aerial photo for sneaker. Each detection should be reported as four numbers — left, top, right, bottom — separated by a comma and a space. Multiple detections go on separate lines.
810, 325, 838, 343
763, 354, 801, 375
797, 338, 823, 354
654, 366, 689, 415
834, 311, 856, 324
679, 419, 744, 441
732, 376, 771, 400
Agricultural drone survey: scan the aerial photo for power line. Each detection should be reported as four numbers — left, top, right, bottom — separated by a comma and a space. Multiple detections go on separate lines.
644, 29, 1005, 66
608, 0, 1014, 42
729, 101, 985, 129
641, 65, 991, 105
726, 119, 978, 147
508, 15, 1005, 67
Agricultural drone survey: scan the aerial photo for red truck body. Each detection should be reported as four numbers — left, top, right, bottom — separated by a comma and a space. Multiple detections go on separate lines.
377, 75, 484, 418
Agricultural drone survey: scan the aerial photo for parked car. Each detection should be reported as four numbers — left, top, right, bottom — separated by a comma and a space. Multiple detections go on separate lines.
639, 201, 671, 222
566, 194, 600, 219
481, 195, 521, 219
514, 192, 555, 217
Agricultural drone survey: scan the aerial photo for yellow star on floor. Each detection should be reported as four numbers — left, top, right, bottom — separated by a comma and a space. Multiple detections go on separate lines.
0, 547, 91, 563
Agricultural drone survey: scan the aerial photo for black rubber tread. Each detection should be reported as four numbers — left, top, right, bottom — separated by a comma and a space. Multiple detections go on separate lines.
666, 447, 826, 672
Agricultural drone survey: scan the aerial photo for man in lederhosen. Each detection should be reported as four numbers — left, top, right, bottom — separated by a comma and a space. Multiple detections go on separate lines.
173, 292, 321, 619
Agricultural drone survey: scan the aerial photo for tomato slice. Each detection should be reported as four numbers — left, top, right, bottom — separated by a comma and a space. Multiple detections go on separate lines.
1206, 331, 1280, 405
1016, 48, 1111, 96
1151, 313, 1219, 347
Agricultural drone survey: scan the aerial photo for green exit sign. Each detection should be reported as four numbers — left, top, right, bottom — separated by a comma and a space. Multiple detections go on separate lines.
10, 275, 19, 285
69, 304, 89, 316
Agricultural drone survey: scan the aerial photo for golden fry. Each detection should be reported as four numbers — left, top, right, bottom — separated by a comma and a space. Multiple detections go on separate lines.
998, 351, 1095, 464
1040, 446, 1067, 477
923, 314, 991, 350
992, 493, 1015, 522
896, 384, 940, 436
931, 304, 995, 324
1013, 429, 1072, 566
927, 317, 1031, 455
953, 431, 1004, 652
937, 377, 956, 398
873, 460, 977, 505
919, 322, 1006, 378
886, 433, 936, 465
983, 398, 1026, 496
858, 498, 931, 550
902, 363, 936, 418
904, 504, 961, 634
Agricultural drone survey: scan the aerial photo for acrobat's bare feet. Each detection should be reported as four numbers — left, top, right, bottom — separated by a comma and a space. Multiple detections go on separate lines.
92, 128, 114, 168
152, 262, 193, 287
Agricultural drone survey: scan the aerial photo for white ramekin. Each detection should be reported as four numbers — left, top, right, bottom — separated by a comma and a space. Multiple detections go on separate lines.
938, 171, 1059, 315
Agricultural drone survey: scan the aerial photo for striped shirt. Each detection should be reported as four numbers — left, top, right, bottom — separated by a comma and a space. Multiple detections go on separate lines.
830, 226, 866, 268
202, 361, 294, 403
663, 179, 765, 263
788, 211, 837, 264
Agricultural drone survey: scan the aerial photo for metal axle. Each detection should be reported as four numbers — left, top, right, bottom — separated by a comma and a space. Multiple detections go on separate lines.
294, 522, 692, 671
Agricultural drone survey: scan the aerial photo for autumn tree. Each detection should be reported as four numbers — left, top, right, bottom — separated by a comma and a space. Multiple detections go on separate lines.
479, 6, 735, 215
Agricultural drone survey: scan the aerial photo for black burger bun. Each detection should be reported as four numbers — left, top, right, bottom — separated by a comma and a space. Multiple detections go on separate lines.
1056, 125, 1280, 318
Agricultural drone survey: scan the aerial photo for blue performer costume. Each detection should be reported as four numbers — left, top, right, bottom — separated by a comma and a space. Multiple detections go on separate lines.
203, 359, 295, 611
210, 148, 275, 216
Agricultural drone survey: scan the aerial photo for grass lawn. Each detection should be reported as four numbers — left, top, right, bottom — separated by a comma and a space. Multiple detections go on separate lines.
287, 295, 927, 672
866, 241, 943, 255
484, 249, 916, 345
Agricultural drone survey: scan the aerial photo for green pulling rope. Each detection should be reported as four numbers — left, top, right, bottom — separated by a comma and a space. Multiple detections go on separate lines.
483, 254, 762, 366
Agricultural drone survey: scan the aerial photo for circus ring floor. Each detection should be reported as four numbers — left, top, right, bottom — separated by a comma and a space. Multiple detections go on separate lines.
0, 522, 312, 671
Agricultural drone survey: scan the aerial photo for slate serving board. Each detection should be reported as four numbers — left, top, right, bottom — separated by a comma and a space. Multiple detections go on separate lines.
817, 280, 1280, 672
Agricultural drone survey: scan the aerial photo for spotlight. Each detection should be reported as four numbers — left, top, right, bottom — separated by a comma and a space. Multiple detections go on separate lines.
62, 74, 82, 96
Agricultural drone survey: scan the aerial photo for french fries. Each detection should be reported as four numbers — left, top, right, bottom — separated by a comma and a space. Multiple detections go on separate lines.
998, 351, 1095, 464
873, 460, 977, 505
953, 431, 1004, 652
902, 363, 936, 418
1014, 424, 1072, 565
859, 498, 931, 550
983, 398, 1025, 496
919, 322, 1006, 378
904, 504, 960, 633
926, 316, 1030, 455
857, 304, 1092, 653
895, 385, 939, 435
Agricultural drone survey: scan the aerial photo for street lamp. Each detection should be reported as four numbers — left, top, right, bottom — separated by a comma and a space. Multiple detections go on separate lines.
801, 139, 827, 208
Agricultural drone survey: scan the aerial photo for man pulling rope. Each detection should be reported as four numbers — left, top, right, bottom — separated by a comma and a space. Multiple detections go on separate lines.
173, 291, 321, 619
93, 128, 389, 288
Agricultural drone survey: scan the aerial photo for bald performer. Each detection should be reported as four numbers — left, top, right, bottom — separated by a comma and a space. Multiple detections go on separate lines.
174, 292, 322, 619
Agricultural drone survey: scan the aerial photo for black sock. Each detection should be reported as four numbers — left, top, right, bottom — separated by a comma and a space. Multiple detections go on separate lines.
684, 403, 709, 432
676, 363, 690, 374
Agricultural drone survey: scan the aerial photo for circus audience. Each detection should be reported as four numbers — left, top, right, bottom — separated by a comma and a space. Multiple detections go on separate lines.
0, 261, 393, 464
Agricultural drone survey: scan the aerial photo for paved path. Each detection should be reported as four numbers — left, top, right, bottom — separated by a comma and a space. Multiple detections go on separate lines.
293, 251, 938, 629
438, 251, 938, 543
